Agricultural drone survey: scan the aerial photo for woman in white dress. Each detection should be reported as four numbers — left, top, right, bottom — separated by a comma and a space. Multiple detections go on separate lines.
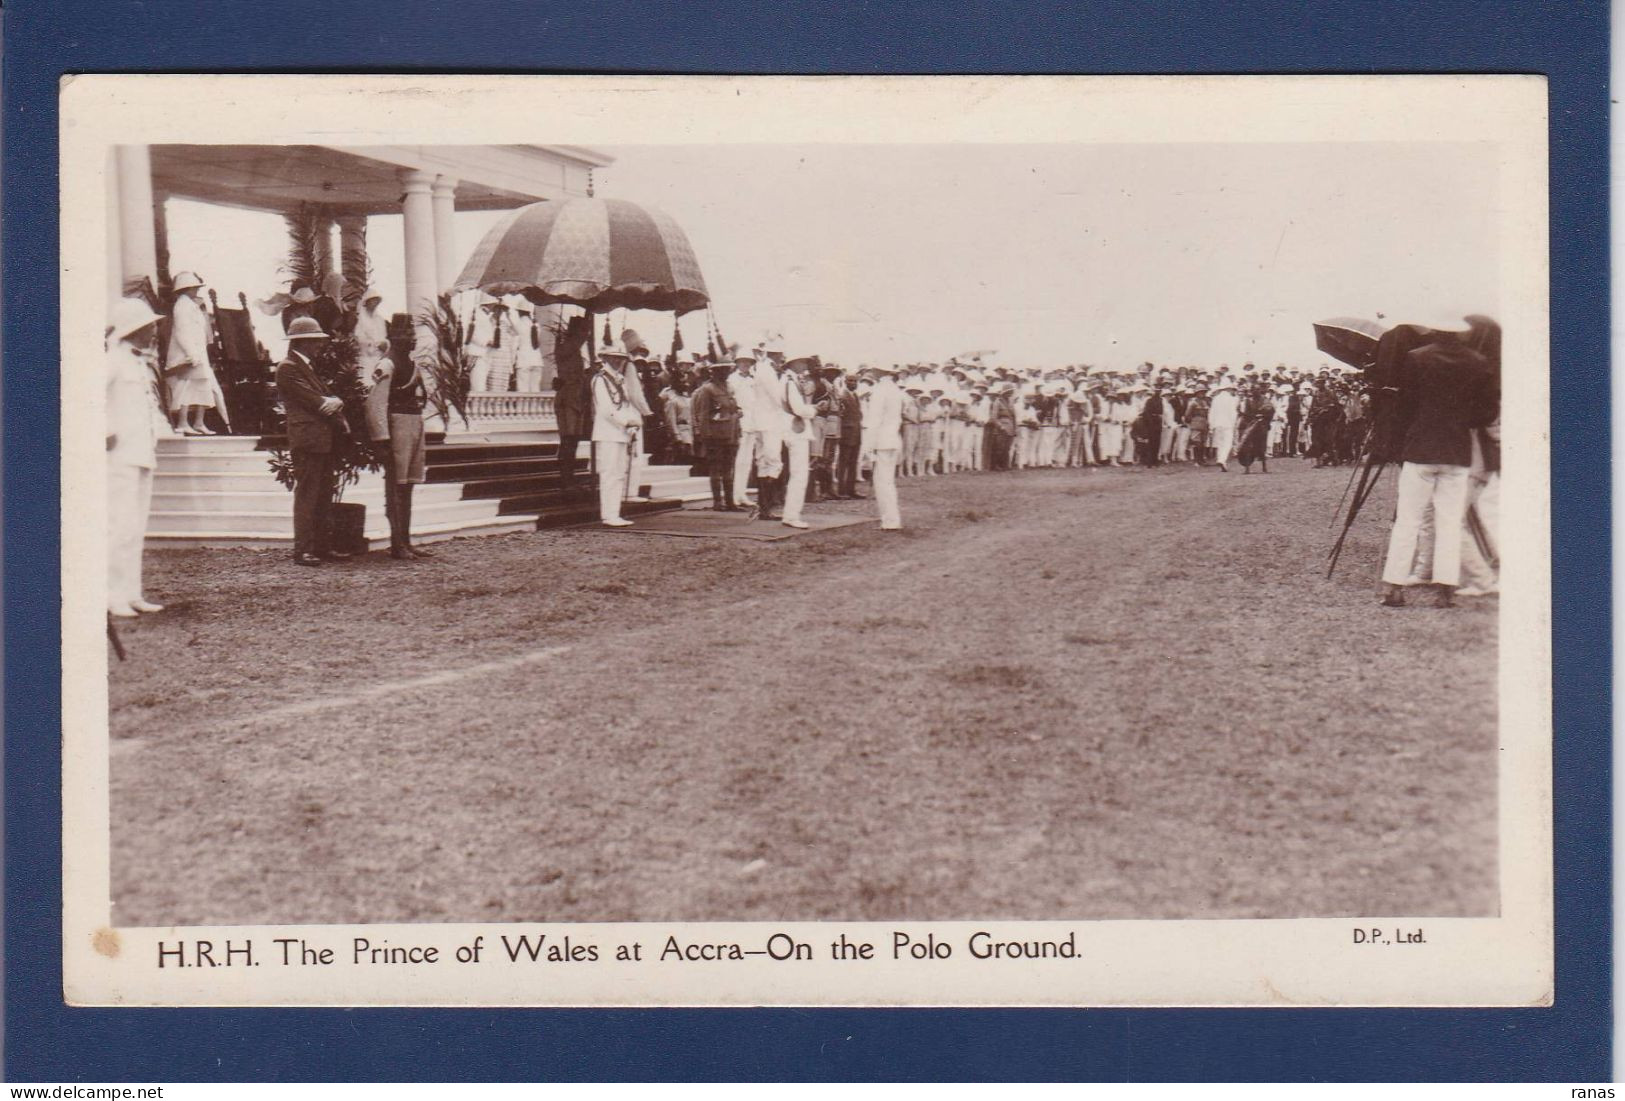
1096, 390, 1121, 463
1117, 390, 1140, 464
164, 271, 220, 435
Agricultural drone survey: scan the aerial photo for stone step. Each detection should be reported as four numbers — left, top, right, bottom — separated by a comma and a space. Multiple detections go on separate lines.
642, 476, 713, 500
155, 434, 263, 454
153, 470, 288, 492
458, 471, 591, 500
442, 427, 559, 445
158, 451, 285, 472
148, 497, 505, 536
152, 484, 468, 513
427, 441, 563, 464
147, 514, 545, 551
429, 456, 566, 482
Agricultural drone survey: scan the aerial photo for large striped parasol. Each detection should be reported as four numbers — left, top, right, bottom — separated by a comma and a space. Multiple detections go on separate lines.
453, 197, 709, 315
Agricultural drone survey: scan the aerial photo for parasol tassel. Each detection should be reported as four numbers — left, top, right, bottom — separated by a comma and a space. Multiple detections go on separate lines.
709, 308, 728, 359
603, 317, 613, 346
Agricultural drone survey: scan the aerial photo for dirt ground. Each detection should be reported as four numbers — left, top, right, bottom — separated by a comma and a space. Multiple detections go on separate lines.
109, 457, 1497, 926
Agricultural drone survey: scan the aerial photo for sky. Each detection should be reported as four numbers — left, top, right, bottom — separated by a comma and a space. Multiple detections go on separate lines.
164, 142, 1499, 369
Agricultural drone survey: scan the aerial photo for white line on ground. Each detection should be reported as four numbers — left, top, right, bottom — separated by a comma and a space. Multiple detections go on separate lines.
200, 554, 929, 735
224, 644, 575, 729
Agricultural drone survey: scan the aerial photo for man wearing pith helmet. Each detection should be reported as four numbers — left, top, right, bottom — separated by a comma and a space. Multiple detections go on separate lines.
591, 336, 644, 527
106, 297, 167, 617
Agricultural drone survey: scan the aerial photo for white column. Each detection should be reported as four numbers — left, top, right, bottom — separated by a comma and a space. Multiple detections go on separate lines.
113, 145, 158, 300
105, 149, 123, 305
431, 175, 459, 293
400, 169, 438, 348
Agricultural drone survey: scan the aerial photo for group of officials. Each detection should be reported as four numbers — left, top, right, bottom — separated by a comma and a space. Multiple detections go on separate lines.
587, 335, 905, 531
579, 337, 1383, 535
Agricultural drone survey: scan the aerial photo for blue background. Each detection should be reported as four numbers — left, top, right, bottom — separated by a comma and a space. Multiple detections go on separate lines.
4, 0, 1609, 1082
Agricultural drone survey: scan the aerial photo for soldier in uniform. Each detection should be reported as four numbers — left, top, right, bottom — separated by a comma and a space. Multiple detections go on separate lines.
691, 357, 742, 511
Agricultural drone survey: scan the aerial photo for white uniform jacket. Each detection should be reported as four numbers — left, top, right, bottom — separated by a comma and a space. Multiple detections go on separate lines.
107, 343, 158, 469
591, 368, 643, 443
866, 378, 905, 449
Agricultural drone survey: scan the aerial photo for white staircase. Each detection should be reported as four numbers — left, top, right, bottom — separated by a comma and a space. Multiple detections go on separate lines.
147, 436, 535, 549
146, 435, 711, 548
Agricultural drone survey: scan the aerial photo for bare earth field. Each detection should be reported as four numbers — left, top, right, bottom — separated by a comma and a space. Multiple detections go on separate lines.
109, 457, 1497, 926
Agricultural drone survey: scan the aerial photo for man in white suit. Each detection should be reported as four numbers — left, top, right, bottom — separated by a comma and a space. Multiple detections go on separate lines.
752, 344, 788, 520
591, 338, 643, 527
1207, 379, 1240, 472
864, 363, 906, 530
777, 354, 821, 529
728, 348, 761, 509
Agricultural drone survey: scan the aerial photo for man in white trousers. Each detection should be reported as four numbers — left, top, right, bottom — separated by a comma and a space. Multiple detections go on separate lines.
752, 344, 789, 520
1207, 379, 1239, 471
1380, 316, 1498, 608
591, 338, 643, 527
777, 354, 821, 529
106, 298, 166, 617
728, 348, 761, 509
864, 363, 906, 530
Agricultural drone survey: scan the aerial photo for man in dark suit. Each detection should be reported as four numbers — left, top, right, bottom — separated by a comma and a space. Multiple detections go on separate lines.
832, 370, 864, 498
1284, 386, 1304, 456
275, 317, 348, 566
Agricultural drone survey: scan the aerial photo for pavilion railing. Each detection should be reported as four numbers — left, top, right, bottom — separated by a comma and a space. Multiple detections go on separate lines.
466, 391, 556, 424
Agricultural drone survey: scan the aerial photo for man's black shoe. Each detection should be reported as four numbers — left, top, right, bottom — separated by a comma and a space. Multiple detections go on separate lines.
294, 553, 324, 567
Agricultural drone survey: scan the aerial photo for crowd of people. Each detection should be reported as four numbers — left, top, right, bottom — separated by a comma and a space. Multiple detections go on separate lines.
574, 330, 1383, 533
105, 275, 1499, 617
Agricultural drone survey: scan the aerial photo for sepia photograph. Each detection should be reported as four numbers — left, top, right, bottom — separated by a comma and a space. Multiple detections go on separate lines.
60, 75, 1550, 1007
